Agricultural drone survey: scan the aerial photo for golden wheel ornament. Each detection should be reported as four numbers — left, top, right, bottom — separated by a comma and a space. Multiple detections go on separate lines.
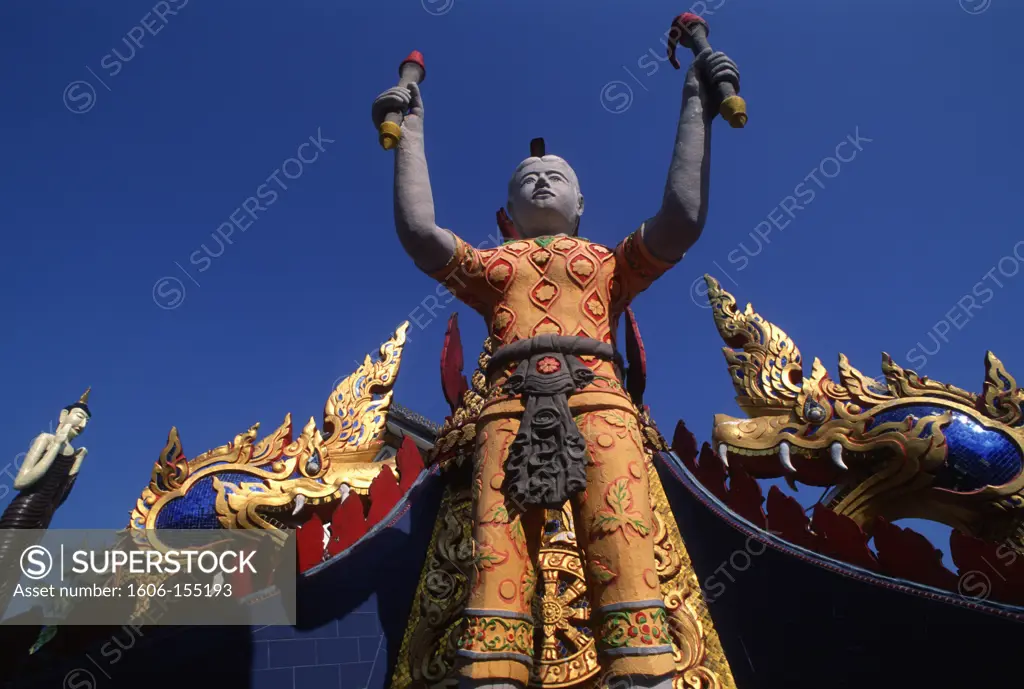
529, 508, 600, 688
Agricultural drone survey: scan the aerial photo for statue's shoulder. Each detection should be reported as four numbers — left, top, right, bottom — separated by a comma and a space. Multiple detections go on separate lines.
565, 236, 615, 259
497, 236, 614, 252
33, 432, 55, 444
494, 239, 534, 255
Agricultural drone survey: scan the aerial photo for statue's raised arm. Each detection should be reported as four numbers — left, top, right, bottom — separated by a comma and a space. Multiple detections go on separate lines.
641, 47, 741, 263
372, 79, 456, 274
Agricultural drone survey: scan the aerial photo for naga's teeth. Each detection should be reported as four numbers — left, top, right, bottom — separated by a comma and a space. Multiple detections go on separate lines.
291, 494, 307, 516
338, 484, 352, 502
830, 442, 848, 470
717, 444, 729, 468
779, 441, 797, 473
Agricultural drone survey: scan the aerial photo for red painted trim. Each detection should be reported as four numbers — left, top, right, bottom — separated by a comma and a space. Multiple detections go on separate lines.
366, 464, 402, 525
874, 517, 958, 591
766, 486, 815, 550
670, 420, 699, 471
659, 442, 1024, 621
328, 494, 368, 557
396, 436, 425, 494
440, 313, 469, 413
693, 443, 727, 502
497, 208, 520, 240
296, 512, 326, 572
811, 505, 878, 572
400, 50, 425, 79
624, 307, 647, 405
725, 463, 766, 529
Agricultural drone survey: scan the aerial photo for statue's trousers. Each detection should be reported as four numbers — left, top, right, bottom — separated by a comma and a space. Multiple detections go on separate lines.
457, 400, 677, 684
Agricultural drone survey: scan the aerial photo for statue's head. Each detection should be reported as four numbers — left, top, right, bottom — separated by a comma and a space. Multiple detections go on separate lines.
506, 142, 584, 238
59, 388, 91, 439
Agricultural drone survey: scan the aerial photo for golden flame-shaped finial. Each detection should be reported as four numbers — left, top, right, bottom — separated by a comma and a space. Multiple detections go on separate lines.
79, 387, 91, 405
704, 275, 804, 416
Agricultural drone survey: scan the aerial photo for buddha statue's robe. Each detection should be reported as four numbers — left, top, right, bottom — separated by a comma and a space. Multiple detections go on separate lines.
0, 449, 79, 616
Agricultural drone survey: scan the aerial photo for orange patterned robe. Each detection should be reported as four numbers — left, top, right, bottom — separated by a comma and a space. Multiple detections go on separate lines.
430, 229, 677, 684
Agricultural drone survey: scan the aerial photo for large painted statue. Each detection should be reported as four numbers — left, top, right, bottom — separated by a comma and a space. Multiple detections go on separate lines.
371, 17, 741, 689
0, 389, 91, 614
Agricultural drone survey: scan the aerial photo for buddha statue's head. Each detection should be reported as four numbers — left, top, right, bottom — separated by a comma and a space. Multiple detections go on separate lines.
59, 388, 91, 439
506, 142, 584, 238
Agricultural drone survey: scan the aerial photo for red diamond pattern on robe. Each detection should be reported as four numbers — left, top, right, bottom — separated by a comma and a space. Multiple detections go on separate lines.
575, 326, 602, 369
582, 290, 608, 324
549, 237, 581, 255
574, 325, 598, 341
491, 305, 516, 339
531, 316, 563, 336
587, 243, 614, 262
567, 254, 597, 288
528, 247, 553, 274
530, 277, 560, 310
485, 258, 515, 293
502, 240, 532, 256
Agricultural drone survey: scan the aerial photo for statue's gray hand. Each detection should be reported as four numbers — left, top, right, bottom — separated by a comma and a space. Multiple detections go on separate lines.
371, 84, 423, 132
684, 50, 740, 115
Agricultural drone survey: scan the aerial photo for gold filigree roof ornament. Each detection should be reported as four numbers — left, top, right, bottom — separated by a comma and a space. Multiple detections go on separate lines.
322, 321, 410, 460
706, 278, 1024, 543
982, 351, 1024, 425
880, 352, 977, 407
129, 322, 412, 540
836, 354, 894, 407
705, 276, 890, 426
704, 275, 804, 416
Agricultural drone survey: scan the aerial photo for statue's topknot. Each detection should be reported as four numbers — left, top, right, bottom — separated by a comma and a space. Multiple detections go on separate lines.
64, 387, 92, 418
509, 137, 579, 194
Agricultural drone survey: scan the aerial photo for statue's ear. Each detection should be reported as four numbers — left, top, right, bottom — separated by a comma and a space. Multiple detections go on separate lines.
58, 409, 69, 425
578, 194, 585, 215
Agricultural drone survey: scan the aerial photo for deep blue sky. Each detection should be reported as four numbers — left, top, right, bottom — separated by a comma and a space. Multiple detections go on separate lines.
1, 0, 1021, 562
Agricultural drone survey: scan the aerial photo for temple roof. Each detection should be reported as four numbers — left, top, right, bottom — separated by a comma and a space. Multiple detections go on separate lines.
387, 402, 439, 449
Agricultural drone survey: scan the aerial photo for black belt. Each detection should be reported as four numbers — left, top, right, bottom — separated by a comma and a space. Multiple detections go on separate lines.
486, 334, 624, 511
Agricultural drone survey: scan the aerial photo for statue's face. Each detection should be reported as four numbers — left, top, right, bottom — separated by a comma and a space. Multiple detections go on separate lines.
59, 408, 89, 438
507, 157, 584, 238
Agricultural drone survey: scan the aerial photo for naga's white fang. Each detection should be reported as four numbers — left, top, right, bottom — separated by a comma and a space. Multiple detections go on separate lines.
830, 442, 848, 471
779, 441, 797, 473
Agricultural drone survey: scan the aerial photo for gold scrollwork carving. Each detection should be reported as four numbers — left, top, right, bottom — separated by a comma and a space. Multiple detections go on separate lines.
431, 337, 496, 470
705, 276, 803, 415
982, 351, 1024, 426
646, 452, 736, 689
880, 353, 977, 407
130, 323, 412, 543
706, 275, 1024, 544
323, 322, 410, 456
393, 479, 475, 689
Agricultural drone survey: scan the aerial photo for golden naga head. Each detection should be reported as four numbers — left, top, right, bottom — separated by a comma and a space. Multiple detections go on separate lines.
129, 322, 419, 540
703, 275, 1024, 539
